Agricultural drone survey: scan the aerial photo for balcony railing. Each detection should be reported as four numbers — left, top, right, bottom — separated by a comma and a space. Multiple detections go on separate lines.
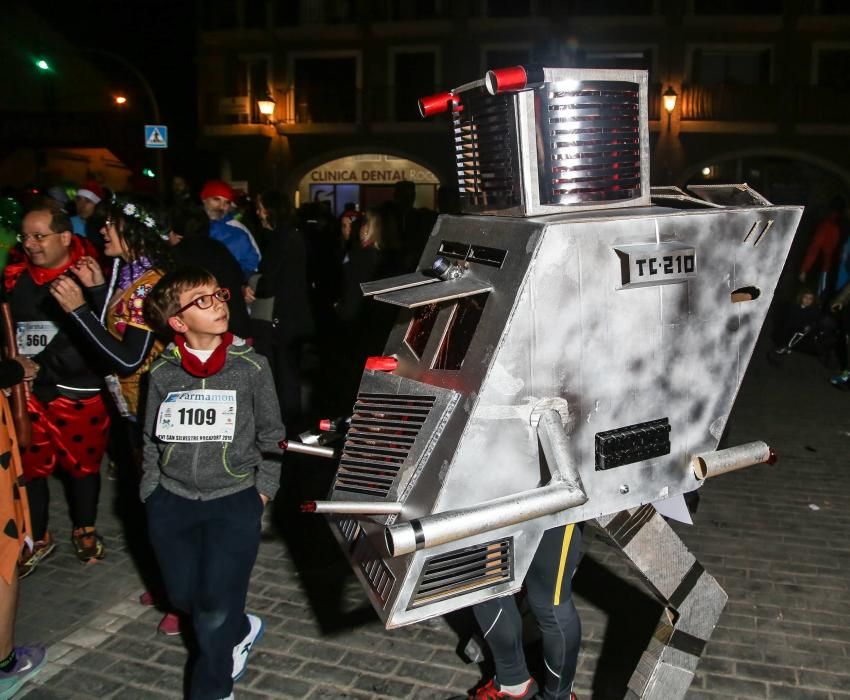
206, 85, 661, 126
201, 83, 850, 130
680, 84, 780, 121
205, 86, 437, 126
794, 85, 850, 124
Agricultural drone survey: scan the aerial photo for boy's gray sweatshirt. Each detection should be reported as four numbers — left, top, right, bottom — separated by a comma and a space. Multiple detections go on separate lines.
140, 338, 284, 502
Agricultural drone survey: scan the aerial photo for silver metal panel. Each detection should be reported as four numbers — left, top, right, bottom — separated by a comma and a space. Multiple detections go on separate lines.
373, 276, 493, 308
437, 205, 800, 525
688, 183, 772, 207
650, 186, 723, 210
361, 272, 439, 297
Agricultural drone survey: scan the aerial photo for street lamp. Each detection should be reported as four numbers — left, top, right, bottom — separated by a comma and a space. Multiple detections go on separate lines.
257, 94, 276, 123
83, 48, 165, 197
31, 47, 165, 194
663, 86, 678, 131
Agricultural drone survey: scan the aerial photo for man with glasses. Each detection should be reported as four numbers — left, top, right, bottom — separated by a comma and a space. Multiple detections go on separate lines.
2, 200, 110, 574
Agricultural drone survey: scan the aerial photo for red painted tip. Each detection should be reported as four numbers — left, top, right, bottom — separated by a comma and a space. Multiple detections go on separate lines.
767, 448, 778, 465
300, 501, 317, 513
278, 439, 289, 450
319, 419, 332, 432
485, 66, 528, 94
418, 91, 460, 118
365, 356, 399, 372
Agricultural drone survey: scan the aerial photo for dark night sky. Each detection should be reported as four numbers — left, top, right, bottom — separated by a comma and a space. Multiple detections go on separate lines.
35, 0, 201, 171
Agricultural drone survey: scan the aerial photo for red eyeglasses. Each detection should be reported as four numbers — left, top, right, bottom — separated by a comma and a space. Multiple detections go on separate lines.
174, 288, 230, 315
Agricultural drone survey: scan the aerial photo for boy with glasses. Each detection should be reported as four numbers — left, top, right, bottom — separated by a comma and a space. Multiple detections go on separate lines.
142, 266, 284, 700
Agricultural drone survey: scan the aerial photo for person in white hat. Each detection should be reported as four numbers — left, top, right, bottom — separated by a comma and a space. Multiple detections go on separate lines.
71, 180, 104, 237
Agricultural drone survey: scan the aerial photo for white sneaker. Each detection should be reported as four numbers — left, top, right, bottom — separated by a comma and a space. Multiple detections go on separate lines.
232, 614, 264, 681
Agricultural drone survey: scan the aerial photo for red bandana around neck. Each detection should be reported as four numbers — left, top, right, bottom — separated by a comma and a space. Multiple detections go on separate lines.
3, 235, 95, 292
174, 332, 234, 378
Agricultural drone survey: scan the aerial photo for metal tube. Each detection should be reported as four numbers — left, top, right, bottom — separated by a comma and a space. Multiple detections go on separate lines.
691, 441, 775, 480
536, 409, 582, 488
384, 481, 587, 558
303, 501, 403, 515
280, 440, 336, 459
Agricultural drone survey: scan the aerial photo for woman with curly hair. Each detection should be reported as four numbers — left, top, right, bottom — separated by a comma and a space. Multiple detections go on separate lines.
49, 196, 179, 634
50, 196, 171, 419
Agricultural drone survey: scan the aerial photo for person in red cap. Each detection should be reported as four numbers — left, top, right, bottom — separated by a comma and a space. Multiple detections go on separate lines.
71, 180, 104, 238
200, 180, 261, 280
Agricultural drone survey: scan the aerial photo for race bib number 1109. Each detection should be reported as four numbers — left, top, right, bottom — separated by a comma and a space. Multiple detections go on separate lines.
155, 389, 237, 442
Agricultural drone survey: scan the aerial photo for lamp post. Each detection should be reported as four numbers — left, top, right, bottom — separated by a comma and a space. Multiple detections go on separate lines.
663, 85, 678, 132
35, 47, 165, 195
83, 48, 165, 197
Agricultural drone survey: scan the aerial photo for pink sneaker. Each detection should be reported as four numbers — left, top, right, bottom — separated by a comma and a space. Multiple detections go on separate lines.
139, 591, 156, 607
157, 612, 182, 636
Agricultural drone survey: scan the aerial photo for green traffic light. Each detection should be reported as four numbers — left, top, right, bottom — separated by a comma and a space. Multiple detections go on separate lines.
35, 58, 50, 71
142, 168, 155, 178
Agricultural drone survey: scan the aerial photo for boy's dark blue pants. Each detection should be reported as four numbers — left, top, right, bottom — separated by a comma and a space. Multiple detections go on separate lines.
146, 486, 263, 699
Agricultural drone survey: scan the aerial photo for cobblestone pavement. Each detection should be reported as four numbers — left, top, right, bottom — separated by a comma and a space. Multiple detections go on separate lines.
13, 340, 850, 700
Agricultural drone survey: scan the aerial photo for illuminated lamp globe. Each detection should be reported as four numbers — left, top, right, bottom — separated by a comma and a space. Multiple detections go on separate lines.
257, 95, 276, 120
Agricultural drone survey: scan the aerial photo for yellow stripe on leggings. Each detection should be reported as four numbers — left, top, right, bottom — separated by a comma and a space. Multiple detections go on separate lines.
553, 523, 575, 605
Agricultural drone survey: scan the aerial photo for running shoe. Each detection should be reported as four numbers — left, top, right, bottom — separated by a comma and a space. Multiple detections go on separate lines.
458, 677, 539, 699
71, 527, 105, 563
232, 614, 264, 681
0, 646, 47, 699
18, 533, 55, 579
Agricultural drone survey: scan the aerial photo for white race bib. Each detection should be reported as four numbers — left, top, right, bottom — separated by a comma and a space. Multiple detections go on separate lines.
155, 389, 237, 442
16, 321, 59, 356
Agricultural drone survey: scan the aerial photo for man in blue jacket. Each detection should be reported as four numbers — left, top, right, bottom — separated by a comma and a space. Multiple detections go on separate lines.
200, 180, 261, 280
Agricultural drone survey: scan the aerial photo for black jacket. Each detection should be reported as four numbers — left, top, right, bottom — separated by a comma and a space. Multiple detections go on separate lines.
255, 223, 315, 342
5, 271, 105, 403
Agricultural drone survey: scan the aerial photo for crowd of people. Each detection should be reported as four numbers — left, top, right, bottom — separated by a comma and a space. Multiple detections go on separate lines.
0, 174, 454, 699
774, 195, 850, 388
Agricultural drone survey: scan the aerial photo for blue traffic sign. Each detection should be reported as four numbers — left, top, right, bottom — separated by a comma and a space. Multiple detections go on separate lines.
144, 125, 168, 149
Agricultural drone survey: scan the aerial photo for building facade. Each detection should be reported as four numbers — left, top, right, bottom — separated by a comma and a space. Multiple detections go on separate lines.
197, 0, 850, 213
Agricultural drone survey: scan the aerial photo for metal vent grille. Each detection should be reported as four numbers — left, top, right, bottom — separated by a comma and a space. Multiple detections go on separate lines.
453, 92, 519, 210
334, 517, 362, 549
333, 393, 436, 498
540, 81, 641, 205
361, 557, 395, 607
411, 538, 513, 608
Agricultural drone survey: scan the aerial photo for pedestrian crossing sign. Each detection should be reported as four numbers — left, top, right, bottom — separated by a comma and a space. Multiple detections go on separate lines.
144, 125, 168, 149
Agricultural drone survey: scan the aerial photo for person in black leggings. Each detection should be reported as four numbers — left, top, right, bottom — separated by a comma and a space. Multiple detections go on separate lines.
458, 523, 583, 700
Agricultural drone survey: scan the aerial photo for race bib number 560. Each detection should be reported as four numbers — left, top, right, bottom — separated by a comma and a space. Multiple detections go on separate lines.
155, 389, 237, 442
16, 321, 59, 356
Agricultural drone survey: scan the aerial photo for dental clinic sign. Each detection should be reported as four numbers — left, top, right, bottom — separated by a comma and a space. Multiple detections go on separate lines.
307, 155, 439, 185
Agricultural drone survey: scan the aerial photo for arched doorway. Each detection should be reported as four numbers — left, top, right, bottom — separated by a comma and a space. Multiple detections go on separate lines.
295, 153, 441, 216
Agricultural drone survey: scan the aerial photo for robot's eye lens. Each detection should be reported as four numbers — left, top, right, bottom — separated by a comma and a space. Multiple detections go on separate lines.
431, 256, 452, 278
